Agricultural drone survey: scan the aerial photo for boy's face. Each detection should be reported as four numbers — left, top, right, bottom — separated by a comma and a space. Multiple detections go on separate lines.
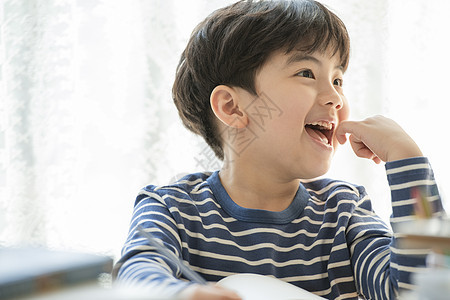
239, 48, 349, 180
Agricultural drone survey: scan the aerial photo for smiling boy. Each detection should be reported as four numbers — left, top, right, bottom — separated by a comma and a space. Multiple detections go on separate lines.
114, 1, 445, 299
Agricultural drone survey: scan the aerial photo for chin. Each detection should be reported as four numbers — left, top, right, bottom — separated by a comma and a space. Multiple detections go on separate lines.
303, 161, 332, 180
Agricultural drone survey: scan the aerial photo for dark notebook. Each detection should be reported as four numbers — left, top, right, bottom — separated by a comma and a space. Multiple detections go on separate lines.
0, 247, 113, 300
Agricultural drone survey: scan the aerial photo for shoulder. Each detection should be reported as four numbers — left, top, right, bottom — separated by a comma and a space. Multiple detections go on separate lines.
135, 172, 215, 207
301, 177, 367, 203
301, 178, 376, 217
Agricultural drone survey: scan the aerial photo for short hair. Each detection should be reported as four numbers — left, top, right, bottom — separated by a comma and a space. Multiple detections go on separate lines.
172, 0, 350, 160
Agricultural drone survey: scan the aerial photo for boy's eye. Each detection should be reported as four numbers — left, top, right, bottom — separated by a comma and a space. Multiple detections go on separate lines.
333, 78, 343, 87
296, 69, 315, 79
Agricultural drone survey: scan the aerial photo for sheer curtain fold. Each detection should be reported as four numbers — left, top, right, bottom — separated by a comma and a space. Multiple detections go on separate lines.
1, 0, 79, 246
0, 0, 448, 258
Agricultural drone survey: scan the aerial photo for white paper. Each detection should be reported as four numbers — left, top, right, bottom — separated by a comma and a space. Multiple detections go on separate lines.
217, 273, 326, 300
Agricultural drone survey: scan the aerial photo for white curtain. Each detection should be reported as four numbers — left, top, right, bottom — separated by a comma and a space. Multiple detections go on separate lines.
0, 0, 449, 260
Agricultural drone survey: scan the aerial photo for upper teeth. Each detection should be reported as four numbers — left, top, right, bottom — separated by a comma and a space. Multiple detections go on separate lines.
307, 121, 333, 130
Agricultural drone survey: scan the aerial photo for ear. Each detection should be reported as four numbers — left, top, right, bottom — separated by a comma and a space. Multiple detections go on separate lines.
210, 85, 248, 129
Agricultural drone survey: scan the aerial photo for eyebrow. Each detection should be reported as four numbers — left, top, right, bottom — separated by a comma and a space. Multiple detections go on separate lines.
285, 52, 344, 71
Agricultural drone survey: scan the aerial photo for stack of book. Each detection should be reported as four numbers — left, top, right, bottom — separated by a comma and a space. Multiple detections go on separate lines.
395, 217, 450, 300
396, 218, 450, 252
0, 247, 113, 300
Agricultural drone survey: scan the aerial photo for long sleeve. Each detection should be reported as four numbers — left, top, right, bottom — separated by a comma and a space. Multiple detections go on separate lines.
347, 157, 445, 299
113, 187, 191, 297
113, 161, 445, 300
387, 157, 445, 291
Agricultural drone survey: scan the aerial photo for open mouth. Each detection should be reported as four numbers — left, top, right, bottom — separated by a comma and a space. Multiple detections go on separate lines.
304, 121, 334, 146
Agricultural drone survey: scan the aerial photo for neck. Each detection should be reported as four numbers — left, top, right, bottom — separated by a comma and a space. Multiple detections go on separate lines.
219, 157, 300, 212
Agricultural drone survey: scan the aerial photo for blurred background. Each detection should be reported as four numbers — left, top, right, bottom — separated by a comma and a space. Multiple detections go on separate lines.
0, 0, 449, 261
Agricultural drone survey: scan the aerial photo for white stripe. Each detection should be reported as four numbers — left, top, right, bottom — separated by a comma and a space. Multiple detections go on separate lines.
291, 214, 324, 225
398, 281, 418, 290
384, 272, 391, 299
137, 190, 166, 204
386, 163, 429, 175
392, 263, 428, 273
191, 265, 236, 277
314, 276, 356, 296
327, 188, 359, 200
177, 211, 350, 239
131, 210, 177, 229
304, 203, 326, 214
175, 177, 205, 186
181, 227, 345, 253
390, 215, 416, 223
120, 259, 171, 279
305, 181, 359, 196
309, 195, 327, 204
352, 212, 385, 224
392, 194, 440, 206
154, 186, 189, 195
162, 193, 222, 208
173, 204, 352, 233
390, 246, 430, 256
327, 260, 351, 269
391, 198, 416, 207
350, 230, 380, 254
281, 272, 328, 281
346, 221, 388, 234
190, 186, 213, 194
365, 249, 389, 299
134, 202, 165, 211
187, 247, 330, 267
306, 200, 357, 215
377, 269, 388, 299
356, 194, 370, 204
123, 238, 180, 258
354, 206, 377, 217
190, 179, 210, 192
131, 220, 182, 248
168, 206, 236, 222
390, 179, 435, 191
334, 292, 360, 300
372, 253, 390, 293
353, 238, 379, 287
330, 241, 349, 253
360, 249, 378, 300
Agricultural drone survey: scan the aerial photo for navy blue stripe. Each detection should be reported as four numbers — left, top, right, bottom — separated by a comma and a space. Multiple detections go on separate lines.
115, 157, 444, 300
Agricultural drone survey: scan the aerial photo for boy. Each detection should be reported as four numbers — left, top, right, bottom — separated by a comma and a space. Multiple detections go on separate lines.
114, 1, 445, 299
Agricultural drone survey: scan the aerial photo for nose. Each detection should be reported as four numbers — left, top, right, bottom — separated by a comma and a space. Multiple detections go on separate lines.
318, 85, 344, 110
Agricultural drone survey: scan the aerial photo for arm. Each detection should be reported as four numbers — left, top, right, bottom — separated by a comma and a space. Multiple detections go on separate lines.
113, 189, 191, 296
114, 188, 241, 300
346, 157, 444, 299
336, 116, 446, 298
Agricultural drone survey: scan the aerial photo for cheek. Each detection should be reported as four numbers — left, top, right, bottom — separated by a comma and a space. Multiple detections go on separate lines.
338, 96, 350, 122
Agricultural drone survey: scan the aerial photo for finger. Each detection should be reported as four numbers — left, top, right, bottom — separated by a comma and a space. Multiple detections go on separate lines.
335, 121, 359, 145
372, 156, 382, 164
349, 135, 377, 160
181, 284, 242, 300
208, 284, 242, 300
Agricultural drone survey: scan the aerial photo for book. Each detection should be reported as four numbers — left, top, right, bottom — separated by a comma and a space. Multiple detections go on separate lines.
217, 273, 326, 300
394, 218, 450, 252
0, 247, 113, 300
16, 283, 170, 300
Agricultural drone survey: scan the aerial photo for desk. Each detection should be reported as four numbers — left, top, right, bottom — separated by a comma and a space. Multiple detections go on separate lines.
16, 284, 173, 300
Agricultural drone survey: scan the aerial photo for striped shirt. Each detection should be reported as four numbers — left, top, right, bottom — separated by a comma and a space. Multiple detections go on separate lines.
114, 157, 445, 299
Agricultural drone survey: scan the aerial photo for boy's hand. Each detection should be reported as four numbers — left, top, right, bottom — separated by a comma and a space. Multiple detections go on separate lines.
335, 115, 423, 164
178, 283, 242, 300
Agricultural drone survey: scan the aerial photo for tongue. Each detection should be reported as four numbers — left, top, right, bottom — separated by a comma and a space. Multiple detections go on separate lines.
305, 127, 329, 144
